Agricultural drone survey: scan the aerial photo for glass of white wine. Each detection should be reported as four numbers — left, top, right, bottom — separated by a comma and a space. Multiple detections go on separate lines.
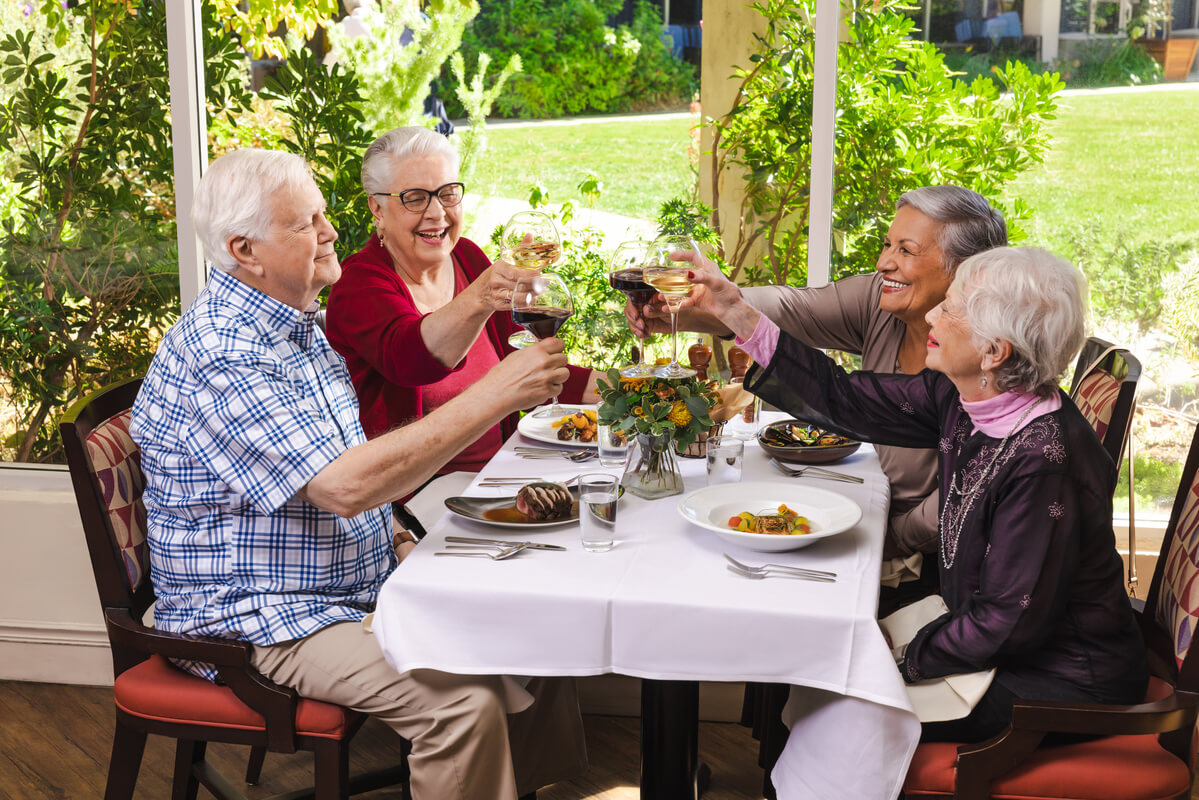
502, 211, 564, 348
644, 236, 699, 379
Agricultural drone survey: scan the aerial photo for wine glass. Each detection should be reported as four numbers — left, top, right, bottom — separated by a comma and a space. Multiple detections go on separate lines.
608, 240, 658, 377
501, 211, 564, 348
644, 236, 699, 379
511, 271, 574, 418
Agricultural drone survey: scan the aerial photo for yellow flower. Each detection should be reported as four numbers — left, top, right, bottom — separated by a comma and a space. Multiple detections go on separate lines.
620, 376, 650, 390
668, 401, 692, 426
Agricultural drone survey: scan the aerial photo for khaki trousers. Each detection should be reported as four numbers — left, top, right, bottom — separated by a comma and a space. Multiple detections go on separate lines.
251, 621, 587, 800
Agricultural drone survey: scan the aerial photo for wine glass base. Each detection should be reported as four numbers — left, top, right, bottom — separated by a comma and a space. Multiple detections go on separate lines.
620, 362, 656, 378
508, 331, 536, 349
654, 363, 696, 379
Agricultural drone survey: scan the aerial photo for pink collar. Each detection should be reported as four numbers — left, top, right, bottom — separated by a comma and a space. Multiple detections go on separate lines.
960, 390, 1060, 437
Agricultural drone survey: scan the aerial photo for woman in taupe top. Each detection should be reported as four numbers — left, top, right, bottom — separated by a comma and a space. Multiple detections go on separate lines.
629, 186, 1007, 611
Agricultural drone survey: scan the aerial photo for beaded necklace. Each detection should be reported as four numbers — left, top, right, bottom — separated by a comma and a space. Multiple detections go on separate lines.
940, 397, 1045, 569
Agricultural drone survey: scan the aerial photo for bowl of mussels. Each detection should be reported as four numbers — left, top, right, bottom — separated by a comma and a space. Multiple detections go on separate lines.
756, 420, 861, 465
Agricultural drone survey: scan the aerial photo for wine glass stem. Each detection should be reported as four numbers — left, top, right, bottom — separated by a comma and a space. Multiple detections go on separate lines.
670, 310, 679, 366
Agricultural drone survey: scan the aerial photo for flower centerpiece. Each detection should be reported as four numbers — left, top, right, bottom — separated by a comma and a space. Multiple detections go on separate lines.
596, 369, 720, 499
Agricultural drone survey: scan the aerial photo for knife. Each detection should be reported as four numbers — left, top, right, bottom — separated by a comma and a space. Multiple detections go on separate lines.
444, 536, 567, 551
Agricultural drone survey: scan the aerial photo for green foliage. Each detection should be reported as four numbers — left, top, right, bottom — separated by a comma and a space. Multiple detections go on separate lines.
0, 1, 202, 462
1162, 253, 1199, 365
327, 0, 478, 136
1115, 452, 1184, 514
943, 39, 1162, 88
450, 50, 522, 186
209, 0, 340, 59
448, 0, 695, 118
1056, 226, 1184, 333
260, 44, 375, 260
595, 370, 718, 452
710, 0, 1062, 288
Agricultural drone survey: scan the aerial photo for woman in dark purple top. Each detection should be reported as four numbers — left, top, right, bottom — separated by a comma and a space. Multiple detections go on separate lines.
681, 246, 1148, 742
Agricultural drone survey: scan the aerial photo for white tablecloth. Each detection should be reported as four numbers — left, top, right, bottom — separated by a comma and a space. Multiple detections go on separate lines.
373, 414, 920, 799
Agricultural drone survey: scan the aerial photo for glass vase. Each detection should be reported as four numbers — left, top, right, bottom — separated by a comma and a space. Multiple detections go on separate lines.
621, 432, 685, 500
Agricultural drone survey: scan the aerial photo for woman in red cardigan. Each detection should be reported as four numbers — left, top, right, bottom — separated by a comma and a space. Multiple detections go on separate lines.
326, 126, 598, 482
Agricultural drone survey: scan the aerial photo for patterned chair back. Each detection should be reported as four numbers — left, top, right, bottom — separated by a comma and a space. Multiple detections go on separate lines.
1149, 423, 1199, 680
1068, 337, 1141, 470
84, 408, 150, 593
60, 377, 153, 617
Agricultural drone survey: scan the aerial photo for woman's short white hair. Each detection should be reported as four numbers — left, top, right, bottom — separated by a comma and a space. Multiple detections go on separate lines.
361, 126, 460, 196
955, 247, 1088, 397
896, 186, 1008, 273
192, 149, 313, 273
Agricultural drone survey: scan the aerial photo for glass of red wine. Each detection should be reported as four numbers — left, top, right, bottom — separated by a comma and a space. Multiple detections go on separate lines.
502, 211, 564, 349
511, 271, 574, 418
609, 240, 658, 377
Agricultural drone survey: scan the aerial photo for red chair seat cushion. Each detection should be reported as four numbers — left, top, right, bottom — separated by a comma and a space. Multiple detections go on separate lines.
114, 655, 359, 740
904, 734, 1191, 799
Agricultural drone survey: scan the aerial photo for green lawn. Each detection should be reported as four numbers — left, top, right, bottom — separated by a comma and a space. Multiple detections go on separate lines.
471, 115, 699, 222
1004, 87, 1199, 251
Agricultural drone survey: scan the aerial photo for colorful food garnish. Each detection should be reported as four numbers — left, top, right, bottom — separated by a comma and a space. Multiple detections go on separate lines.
727, 504, 812, 535
552, 409, 598, 442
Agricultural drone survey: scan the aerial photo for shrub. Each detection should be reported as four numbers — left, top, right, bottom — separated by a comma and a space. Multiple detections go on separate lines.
943, 38, 1162, 89
446, 0, 695, 119
708, 0, 1062, 288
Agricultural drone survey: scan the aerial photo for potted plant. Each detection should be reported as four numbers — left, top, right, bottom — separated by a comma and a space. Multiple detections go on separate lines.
1131, 0, 1199, 80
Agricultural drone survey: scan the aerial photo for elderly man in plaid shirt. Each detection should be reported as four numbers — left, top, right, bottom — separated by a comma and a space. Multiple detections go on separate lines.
130, 149, 587, 800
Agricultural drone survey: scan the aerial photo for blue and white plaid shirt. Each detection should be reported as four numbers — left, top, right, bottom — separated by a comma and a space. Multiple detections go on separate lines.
131, 269, 394, 681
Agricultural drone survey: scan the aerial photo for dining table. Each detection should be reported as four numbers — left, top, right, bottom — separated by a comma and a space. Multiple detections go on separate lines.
371, 409, 921, 799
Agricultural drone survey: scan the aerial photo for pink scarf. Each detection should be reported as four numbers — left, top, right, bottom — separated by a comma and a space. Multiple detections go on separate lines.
961, 390, 1061, 437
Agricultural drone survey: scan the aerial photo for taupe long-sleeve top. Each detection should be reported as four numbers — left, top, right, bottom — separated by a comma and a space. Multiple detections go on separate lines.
743, 273, 939, 556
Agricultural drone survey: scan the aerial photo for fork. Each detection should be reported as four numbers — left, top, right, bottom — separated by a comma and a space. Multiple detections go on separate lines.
724, 553, 837, 579
434, 543, 529, 560
726, 564, 835, 583
769, 458, 863, 484
478, 476, 581, 487
514, 447, 596, 462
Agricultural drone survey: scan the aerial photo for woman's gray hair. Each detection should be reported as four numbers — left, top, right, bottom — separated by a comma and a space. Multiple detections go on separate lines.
955, 247, 1088, 397
896, 186, 1008, 272
192, 148, 313, 273
361, 126, 460, 196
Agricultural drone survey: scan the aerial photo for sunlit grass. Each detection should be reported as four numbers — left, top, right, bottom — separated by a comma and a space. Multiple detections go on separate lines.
471, 114, 700, 222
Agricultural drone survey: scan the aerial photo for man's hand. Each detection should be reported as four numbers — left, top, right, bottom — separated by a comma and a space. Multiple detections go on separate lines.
481, 337, 571, 413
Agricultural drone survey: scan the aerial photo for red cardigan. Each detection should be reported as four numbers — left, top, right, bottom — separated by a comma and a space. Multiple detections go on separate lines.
325, 234, 591, 446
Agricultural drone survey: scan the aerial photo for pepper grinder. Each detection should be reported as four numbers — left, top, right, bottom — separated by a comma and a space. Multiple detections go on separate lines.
688, 341, 713, 381
727, 346, 760, 426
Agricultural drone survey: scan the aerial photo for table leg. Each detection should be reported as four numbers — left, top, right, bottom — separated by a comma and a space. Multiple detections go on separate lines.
640, 679, 708, 799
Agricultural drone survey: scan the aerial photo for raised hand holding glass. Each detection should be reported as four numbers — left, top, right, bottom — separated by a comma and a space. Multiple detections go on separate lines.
608, 240, 658, 377
510, 271, 574, 418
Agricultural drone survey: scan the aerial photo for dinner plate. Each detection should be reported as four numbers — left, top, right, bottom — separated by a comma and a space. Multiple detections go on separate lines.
444, 487, 580, 529
756, 419, 861, 465
517, 404, 599, 448
677, 481, 862, 552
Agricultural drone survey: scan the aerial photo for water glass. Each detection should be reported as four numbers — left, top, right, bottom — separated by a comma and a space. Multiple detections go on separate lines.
706, 435, 745, 486
597, 424, 630, 468
579, 473, 619, 552
726, 377, 762, 438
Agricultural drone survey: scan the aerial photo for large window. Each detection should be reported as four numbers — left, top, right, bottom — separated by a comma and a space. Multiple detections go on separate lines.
0, 2, 180, 464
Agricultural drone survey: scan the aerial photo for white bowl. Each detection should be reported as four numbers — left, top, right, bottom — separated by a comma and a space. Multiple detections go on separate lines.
677, 481, 863, 553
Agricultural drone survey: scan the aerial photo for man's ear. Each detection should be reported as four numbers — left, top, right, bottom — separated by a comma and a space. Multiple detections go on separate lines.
982, 339, 1012, 372
227, 234, 264, 278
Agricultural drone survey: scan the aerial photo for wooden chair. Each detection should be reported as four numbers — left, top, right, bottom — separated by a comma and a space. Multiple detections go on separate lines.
902, 421, 1199, 799
1068, 337, 1141, 470
59, 376, 410, 800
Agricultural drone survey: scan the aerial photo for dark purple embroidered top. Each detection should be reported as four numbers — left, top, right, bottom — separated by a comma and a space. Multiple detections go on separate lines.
748, 334, 1148, 705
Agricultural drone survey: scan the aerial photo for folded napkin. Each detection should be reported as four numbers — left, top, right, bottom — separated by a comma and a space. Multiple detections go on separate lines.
710, 383, 757, 424
879, 594, 996, 722
880, 552, 924, 588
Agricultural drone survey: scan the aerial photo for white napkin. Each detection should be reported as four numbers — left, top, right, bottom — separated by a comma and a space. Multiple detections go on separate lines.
880, 552, 923, 588
878, 594, 996, 722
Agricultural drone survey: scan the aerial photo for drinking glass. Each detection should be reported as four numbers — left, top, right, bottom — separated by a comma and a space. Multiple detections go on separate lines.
511, 271, 574, 418
502, 211, 564, 348
597, 423, 630, 468
706, 435, 745, 486
644, 236, 699, 379
579, 473, 619, 552
608, 240, 658, 377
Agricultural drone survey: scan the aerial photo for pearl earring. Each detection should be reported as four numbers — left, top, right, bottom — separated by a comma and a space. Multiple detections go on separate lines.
978, 375, 989, 390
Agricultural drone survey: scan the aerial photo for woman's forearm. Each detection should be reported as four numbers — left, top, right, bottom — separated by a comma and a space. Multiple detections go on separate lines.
417, 286, 495, 368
